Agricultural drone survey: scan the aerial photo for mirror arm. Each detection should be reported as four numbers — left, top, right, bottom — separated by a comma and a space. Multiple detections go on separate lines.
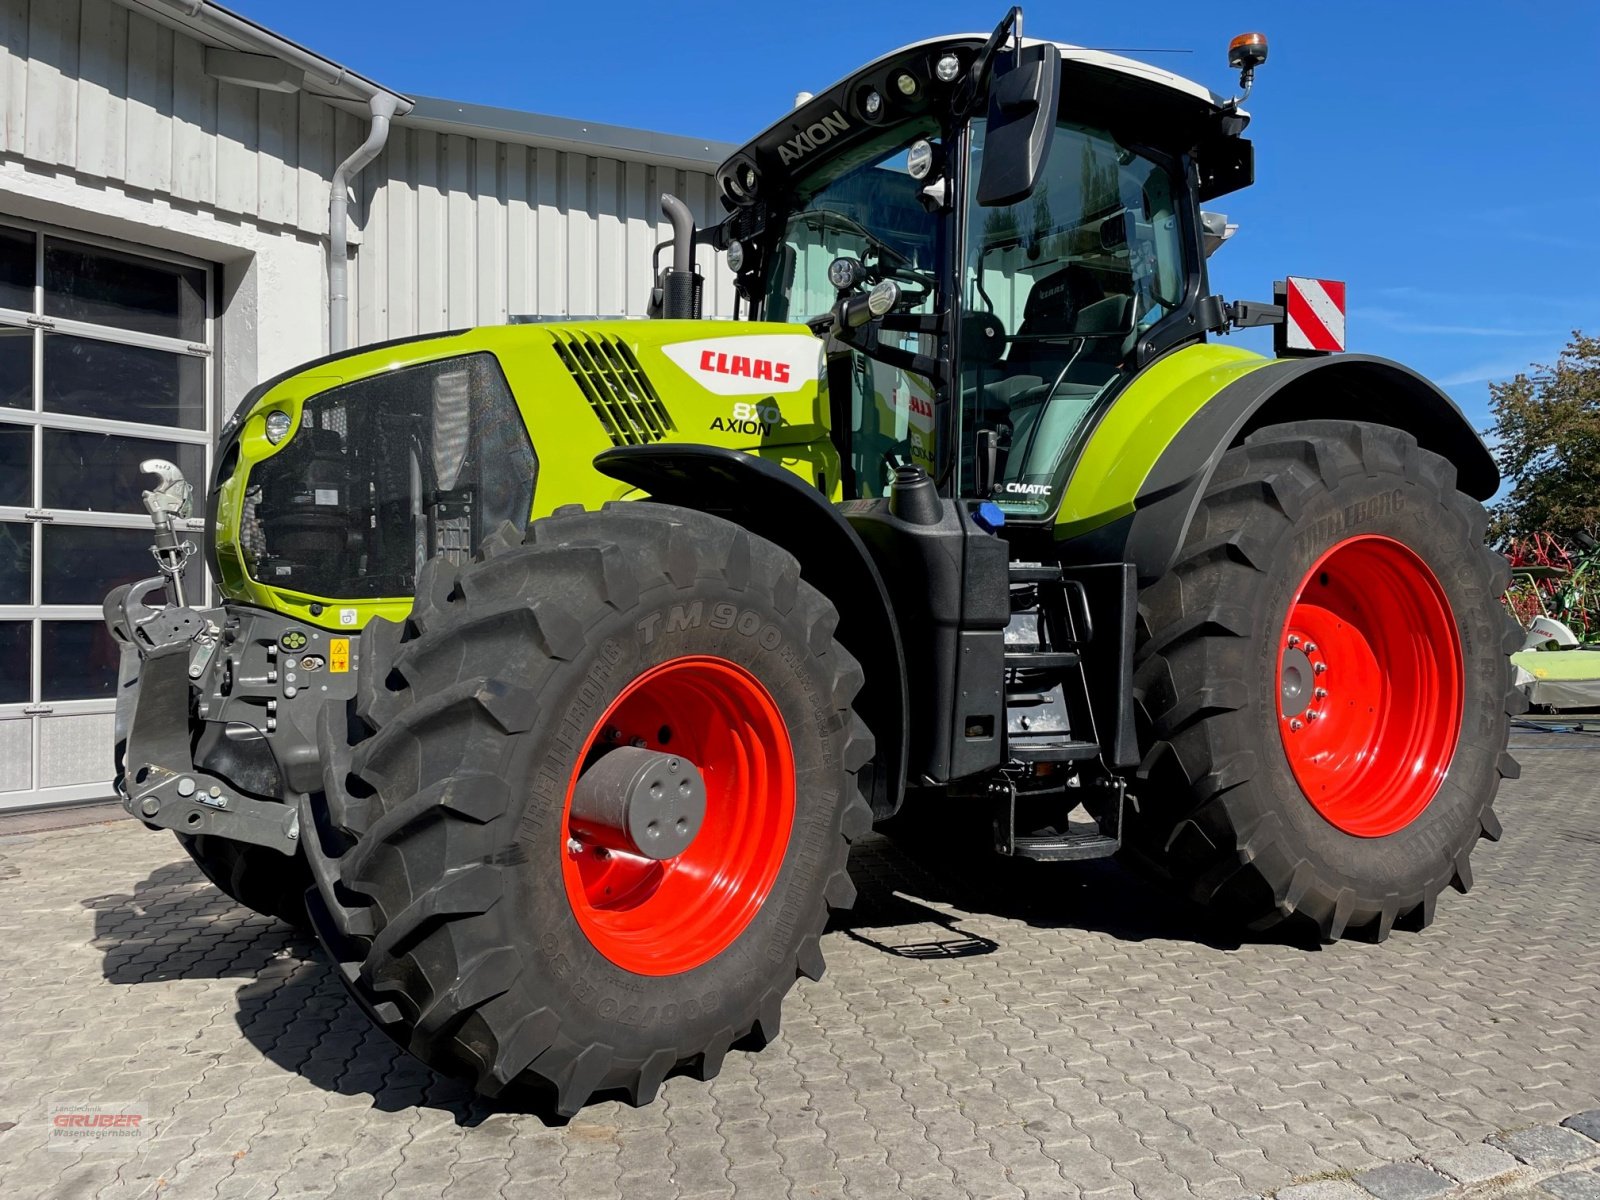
955, 5, 1022, 116
832, 320, 948, 387
876, 312, 944, 335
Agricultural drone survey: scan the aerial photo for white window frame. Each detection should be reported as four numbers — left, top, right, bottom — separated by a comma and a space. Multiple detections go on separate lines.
0, 214, 216, 809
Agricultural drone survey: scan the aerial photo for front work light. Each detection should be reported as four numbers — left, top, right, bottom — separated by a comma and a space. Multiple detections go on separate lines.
894, 72, 919, 97
864, 90, 883, 117
906, 139, 936, 180
828, 257, 864, 292
935, 53, 961, 83
726, 239, 745, 272
264, 410, 292, 444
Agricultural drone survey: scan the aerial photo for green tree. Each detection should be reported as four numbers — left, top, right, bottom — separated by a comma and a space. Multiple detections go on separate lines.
1488, 330, 1600, 545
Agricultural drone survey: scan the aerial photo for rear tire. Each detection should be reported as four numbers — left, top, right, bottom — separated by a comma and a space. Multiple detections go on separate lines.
176, 833, 313, 932
301, 503, 872, 1115
1125, 420, 1522, 941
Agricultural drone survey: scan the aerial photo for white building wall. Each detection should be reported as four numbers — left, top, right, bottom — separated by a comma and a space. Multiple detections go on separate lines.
2, 0, 738, 410
0, 0, 743, 810
352, 128, 736, 345
0, 0, 369, 241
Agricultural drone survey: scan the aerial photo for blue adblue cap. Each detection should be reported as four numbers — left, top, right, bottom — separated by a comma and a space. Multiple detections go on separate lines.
972, 501, 1007, 533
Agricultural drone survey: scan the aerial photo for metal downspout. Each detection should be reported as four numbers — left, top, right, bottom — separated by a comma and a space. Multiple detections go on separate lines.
328, 92, 398, 353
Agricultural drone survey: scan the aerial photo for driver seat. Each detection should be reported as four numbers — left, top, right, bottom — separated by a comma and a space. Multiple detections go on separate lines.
996, 268, 1134, 486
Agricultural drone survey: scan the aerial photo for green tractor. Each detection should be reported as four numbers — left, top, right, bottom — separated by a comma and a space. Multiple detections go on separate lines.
106, 12, 1520, 1115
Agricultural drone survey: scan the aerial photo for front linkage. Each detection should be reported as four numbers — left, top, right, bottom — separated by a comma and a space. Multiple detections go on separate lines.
105, 459, 352, 857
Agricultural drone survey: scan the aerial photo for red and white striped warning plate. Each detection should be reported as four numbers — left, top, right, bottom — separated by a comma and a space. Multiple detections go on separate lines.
1284, 277, 1346, 353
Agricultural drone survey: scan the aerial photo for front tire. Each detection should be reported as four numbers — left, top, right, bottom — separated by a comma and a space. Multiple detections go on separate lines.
176, 833, 313, 931
301, 503, 872, 1114
1126, 421, 1522, 941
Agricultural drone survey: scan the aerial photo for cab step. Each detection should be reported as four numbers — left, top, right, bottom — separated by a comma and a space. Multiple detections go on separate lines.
1008, 563, 1065, 583
993, 785, 1125, 862
1004, 650, 1081, 670
1008, 739, 1100, 763
1004, 821, 1122, 862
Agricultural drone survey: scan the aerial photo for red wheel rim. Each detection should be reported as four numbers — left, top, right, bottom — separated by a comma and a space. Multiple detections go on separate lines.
1277, 535, 1463, 837
560, 656, 795, 975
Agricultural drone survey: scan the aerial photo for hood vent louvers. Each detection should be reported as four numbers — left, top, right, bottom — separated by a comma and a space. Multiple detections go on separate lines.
552, 332, 676, 447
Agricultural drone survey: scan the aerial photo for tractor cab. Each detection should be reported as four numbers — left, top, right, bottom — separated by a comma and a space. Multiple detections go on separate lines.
705, 13, 1254, 522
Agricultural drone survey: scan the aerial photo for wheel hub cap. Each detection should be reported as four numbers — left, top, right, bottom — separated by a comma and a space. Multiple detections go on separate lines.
569, 746, 707, 861
1276, 534, 1464, 838
1279, 646, 1314, 715
560, 656, 795, 976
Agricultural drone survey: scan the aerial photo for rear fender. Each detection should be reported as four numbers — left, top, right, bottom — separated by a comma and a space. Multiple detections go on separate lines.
1062, 353, 1498, 585
595, 444, 908, 820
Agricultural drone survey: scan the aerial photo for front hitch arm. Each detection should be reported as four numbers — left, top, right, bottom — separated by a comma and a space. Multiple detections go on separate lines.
104, 580, 301, 856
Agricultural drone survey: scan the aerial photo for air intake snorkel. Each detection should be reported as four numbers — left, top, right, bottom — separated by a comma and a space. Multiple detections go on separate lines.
650, 194, 704, 320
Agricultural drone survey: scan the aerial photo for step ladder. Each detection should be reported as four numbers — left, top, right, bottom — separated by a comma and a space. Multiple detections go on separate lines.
996, 562, 1121, 862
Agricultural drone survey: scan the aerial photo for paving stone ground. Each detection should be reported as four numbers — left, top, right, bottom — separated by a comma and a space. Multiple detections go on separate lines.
0, 731, 1595, 1200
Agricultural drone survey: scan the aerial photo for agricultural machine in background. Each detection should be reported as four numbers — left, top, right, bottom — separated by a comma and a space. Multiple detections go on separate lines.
106, 11, 1520, 1115
1503, 532, 1600, 709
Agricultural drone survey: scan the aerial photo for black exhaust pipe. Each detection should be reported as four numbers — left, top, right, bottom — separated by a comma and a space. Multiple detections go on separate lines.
656, 193, 703, 320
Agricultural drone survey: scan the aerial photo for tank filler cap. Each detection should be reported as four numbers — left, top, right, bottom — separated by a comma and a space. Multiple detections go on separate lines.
972, 502, 1006, 533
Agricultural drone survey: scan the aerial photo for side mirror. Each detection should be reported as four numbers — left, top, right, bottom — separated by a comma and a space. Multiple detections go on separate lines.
976, 41, 1060, 207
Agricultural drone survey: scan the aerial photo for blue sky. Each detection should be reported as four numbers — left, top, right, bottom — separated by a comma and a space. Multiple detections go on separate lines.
234, 1, 1600, 433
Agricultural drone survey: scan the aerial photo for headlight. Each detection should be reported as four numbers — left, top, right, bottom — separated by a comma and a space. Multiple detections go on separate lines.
866, 279, 900, 318
935, 53, 962, 83
726, 239, 745, 272
906, 139, 935, 180
264, 410, 292, 444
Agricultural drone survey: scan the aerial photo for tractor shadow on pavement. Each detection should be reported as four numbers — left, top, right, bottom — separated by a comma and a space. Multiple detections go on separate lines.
82, 855, 505, 1125
83, 854, 782, 1125
82, 829, 1323, 1125
834, 829, 1325, 954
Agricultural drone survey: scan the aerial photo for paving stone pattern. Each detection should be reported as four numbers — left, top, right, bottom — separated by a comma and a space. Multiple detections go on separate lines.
0, 733, 1595, 1199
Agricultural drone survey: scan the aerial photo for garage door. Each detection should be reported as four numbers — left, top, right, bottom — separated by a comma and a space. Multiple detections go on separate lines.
0, 218, 213, 811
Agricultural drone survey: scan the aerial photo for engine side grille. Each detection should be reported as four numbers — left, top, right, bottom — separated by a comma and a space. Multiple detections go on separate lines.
552, 332, 676, 446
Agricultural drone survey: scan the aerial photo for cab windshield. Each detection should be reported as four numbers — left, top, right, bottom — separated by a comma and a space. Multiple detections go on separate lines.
961, 117, 1187, 515
763, 121, 946, 498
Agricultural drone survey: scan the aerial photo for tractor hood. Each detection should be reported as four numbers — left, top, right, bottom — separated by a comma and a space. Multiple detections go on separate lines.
207, 320, 832, 628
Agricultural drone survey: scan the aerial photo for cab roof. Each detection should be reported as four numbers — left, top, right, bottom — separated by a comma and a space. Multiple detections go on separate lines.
857, 34, 1228, 109
717, 33, 1249, 211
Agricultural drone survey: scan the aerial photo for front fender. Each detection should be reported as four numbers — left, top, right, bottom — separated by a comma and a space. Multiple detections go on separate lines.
595, 444, 909, 820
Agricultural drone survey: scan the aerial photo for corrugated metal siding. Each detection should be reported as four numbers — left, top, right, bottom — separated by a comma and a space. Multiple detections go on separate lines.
1, 0, 737, 334
354, 128, 736, 342
0, 0, 367, 238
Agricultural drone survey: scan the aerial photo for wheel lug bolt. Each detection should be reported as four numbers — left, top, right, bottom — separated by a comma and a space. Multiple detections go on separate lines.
1305, 710, 1319, 722
1313, 662, 1327, 674
1288, 636, 1301, 648
1314, 687, 1328, 700
1304, 642, 1318, 653
566, 838, 583, 855
1289, 718, 1303, 732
